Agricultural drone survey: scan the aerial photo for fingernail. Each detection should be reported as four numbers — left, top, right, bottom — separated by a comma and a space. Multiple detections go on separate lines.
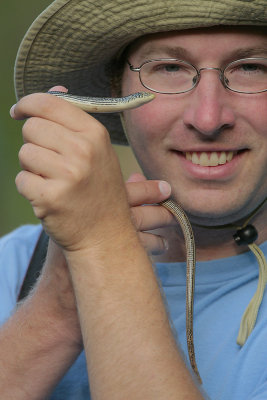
9, 104, 16, 118
159, 181, 171, 196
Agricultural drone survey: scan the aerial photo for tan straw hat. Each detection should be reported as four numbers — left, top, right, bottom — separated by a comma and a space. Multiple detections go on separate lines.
14, 0, 266, 144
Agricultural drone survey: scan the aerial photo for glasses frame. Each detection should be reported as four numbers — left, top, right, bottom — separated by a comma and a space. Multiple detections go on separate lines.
127, 57, 267, 95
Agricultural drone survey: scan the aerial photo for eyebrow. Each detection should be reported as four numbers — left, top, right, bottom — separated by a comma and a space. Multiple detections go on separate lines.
132, 44, 267, 65
226, 47, 267, 60
134, 45, 192, 61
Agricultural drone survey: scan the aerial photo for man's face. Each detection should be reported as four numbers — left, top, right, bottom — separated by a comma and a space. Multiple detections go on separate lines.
121, 27, 267, 225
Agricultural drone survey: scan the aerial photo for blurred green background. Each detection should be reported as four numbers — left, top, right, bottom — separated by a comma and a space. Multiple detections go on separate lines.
0, 0, 141, 237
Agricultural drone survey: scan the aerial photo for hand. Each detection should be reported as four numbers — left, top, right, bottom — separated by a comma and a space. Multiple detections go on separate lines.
11, 86, 134, 252
126, 173, 175, 255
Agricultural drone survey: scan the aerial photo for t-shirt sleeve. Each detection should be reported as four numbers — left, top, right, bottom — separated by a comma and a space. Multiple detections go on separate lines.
0, 225, 42, 324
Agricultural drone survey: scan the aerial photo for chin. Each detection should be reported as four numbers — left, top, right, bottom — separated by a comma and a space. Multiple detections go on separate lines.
171, 192, 255, 227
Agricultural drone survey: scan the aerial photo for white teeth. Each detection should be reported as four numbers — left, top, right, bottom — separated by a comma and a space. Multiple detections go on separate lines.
226, 151, 234, 162
199, 152, 209, 166
218, 151, 227, 164
186, 152, 192, 161
185, 151, 234, 166
210, 152, 219, 166
192, 152, 199, 164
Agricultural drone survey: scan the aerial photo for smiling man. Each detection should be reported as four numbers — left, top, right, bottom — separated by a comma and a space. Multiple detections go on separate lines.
1, 1, 267, 399
122, 27, 267, 257
123, 28, 267, 217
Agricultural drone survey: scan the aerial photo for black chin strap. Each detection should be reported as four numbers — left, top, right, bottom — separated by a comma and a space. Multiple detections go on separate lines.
192, 197, 267, 233
193, 198, 267, 346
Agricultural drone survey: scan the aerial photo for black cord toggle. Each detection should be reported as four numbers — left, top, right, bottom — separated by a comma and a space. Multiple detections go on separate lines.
233, 224, 258, 246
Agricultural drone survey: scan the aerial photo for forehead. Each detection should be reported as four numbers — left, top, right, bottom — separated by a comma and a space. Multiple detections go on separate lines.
127, 27, 267, 63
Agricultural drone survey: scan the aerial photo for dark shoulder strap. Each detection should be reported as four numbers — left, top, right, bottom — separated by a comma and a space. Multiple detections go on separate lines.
18, 230, 49, 302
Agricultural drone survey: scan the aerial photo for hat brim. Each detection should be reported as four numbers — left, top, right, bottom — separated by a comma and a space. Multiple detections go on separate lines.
15, 0, 267, 145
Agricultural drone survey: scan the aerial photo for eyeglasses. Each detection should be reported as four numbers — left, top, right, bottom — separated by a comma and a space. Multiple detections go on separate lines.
127, 57, 267, 94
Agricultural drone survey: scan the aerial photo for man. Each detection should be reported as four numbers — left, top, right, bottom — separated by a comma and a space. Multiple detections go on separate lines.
1, 0, 267, 398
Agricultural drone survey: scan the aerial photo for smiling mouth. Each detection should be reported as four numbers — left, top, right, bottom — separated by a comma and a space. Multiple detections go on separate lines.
184, 150, 238, 167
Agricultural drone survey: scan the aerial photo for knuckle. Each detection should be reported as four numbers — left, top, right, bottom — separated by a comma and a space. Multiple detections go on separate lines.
22, 117, 40, 139
15, 170, 24, 190
139, 232, 150, 250
160, 205, 176, 225
15, 95, 30, 113
131, 207, 144, 230
19, 93, 46, 111
34, 93, 55, 114
64, 163, 83, 183
71, 136, 92, 160
141, 180, 159, 203
95, 125, 110, 142
20, 92, 56, 117
139, 232, 166, 256
150, 234, 167, 256
61, 157, 87, 185
18, 143, 28, 161
85, 121, 110, 145
15, 170, 31, 197
18, 143, 33, 162
68, 128, 110, 166
143, 181, 153, 198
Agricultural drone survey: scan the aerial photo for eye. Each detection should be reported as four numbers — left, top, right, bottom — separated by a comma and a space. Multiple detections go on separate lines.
228, 60, 267, 75
162, 63, 181, 72
151, 62, 182, 74
240, 63, 264, 73
224, 58, 267, 93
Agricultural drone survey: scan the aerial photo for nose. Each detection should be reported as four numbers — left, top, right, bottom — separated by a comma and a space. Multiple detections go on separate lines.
183, 69, 235, 137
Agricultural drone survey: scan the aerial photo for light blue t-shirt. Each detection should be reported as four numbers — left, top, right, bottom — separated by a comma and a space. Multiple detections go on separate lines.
1, 224, 267, 400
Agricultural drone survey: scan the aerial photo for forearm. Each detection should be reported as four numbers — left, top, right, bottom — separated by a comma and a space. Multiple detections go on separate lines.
11, 92, 204, 398
66, 227, 204, 400
0, 272, 82, 399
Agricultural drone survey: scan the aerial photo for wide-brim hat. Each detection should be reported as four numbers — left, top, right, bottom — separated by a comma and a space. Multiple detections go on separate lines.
14, 0, 266, 145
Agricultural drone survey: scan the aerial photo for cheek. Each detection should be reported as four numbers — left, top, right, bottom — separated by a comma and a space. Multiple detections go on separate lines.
239, 95, 267, 135
124, 96, 180, 144
121, 69, 184, 142
122, 104, 166, 175
123, 108, 154, 163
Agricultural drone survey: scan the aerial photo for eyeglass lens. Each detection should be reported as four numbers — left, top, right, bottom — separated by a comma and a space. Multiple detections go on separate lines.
138, 58, 267, 94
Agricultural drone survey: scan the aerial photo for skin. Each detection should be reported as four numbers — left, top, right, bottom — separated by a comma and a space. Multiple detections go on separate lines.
3, 27, 266, 398
8, 86, 200, 399
0, 241, 83, 398
121, 27, 267, 261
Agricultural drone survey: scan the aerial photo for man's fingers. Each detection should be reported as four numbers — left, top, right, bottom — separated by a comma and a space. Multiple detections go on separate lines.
18, 142, 63, 178
127, 173, 146, 183
10, 90, 103, 133
9, 86, 68, 121
139, 232, 169, 255
49, 85, 68, 93
126, 179, 171, 206
15, 170, 46, 205
10, 92, 85, 126
131, 204, 175, 231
